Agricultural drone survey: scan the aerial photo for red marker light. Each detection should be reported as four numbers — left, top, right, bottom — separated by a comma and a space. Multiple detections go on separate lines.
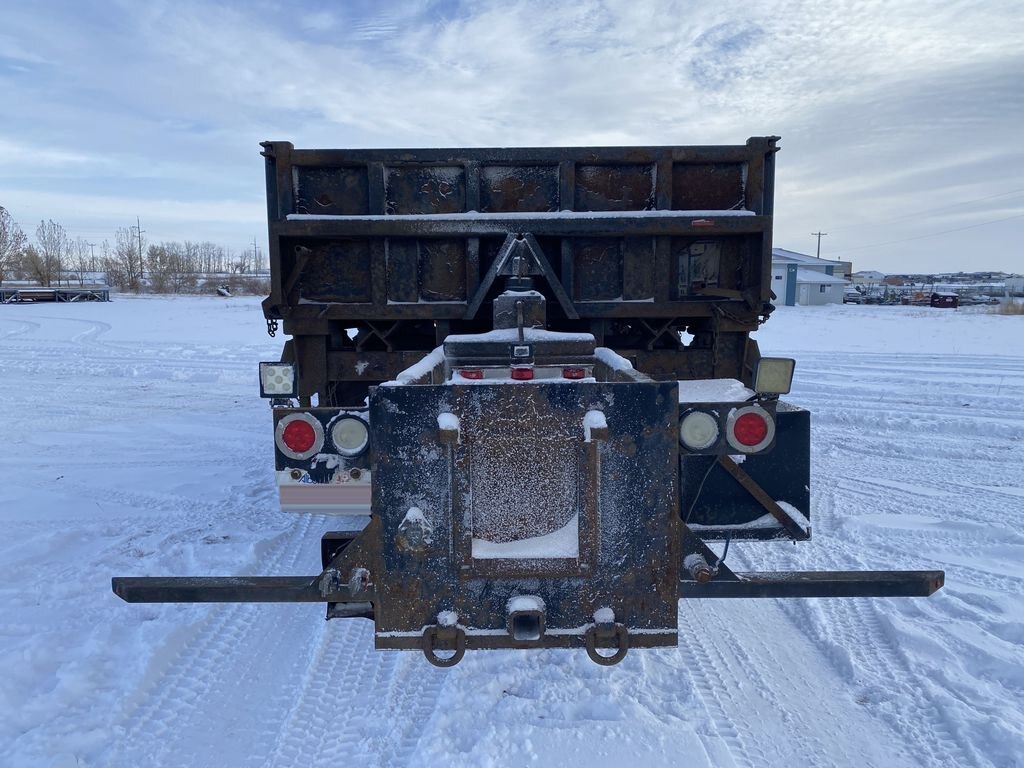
733, 412, 769, 446
282, 419, 317, 454
458, 369, 484, 380
510, 367, 534, 380
562, 367, 586, 379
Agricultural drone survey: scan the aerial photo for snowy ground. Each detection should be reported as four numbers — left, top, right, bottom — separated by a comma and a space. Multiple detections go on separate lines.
1, 297, 1022, 768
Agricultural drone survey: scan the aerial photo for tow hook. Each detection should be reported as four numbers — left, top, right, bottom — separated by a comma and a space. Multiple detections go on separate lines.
584, 621, 630, 666
422, 624, 467, 667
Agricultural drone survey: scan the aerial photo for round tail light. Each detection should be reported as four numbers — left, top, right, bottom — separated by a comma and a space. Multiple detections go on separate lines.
679, 410, 719, 450
276, 413, 324, 460
725, 406, 775, 453
330, 416, 369, 457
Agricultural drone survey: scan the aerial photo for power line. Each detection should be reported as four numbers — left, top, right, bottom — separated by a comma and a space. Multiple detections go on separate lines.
826, 187, 1024, 234
825, 212, 1024, 255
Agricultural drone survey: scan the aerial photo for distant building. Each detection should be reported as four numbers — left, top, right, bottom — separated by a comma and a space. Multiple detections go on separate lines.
1006, 277, 1024, 295
852, 270, 885, 285
771, 248, 850, 306
831, 260, 854, 281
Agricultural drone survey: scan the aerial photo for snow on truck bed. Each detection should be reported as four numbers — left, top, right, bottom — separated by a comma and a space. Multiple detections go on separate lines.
1, 297, 1022, 768
286, 209, 757, 221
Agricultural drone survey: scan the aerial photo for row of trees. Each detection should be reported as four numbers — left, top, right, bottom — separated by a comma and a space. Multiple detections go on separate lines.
0, 206, 267, 292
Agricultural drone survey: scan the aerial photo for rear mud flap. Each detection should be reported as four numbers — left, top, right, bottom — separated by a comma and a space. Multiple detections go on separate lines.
683, 405, 810, 540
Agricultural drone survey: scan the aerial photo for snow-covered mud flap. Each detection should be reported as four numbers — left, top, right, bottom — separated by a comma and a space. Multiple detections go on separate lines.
368, 378, 683, 663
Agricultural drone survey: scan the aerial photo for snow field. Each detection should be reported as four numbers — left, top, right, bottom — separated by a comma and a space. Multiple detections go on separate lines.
0, 297, 1021, 767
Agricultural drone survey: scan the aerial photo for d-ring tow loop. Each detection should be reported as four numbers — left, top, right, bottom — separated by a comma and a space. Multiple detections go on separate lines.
422, 625, 466, 667
584, 623, 629, 666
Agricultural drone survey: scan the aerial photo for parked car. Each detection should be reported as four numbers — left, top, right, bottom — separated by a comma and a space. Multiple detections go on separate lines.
843, 290, 864, 304
930, 292, 959, 308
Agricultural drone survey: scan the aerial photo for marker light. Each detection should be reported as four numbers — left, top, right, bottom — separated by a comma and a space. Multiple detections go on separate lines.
259, 362, 297, 398
679, 410, 720, 450
510, 366, 534, 380
725, 405, 775, 453
458, 369, 484, 380
275, 413, 324, 460
330, 416, 369, 457
754, 357, 796, 395
562, 367, 586, 380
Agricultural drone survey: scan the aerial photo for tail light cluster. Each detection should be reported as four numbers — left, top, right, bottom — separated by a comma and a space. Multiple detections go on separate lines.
275, 412, 369, 461
455, 366, 592, 381
679, 404, 775, 454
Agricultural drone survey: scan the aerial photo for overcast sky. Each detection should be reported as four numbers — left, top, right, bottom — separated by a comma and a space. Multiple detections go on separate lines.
1, 0, 1021, 273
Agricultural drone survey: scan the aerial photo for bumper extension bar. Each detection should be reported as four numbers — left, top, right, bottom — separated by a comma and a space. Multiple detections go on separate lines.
112, 569, 943, 605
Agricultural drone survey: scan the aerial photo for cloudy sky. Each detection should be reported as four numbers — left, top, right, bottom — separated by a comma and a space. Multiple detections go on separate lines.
1, 0, 1021, 273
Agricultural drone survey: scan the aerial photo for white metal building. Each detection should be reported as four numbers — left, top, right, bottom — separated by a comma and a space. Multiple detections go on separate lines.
771, 248, 850, 306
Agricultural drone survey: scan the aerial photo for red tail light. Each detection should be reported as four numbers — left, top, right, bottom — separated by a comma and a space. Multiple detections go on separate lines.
562, 367, 586, 379
733, 413, 769, 446
725, 405, 775, 453
458, 369, 484, 380
276, 412, 324, 460
510, 367, 534, 380
282, 419, 317, 453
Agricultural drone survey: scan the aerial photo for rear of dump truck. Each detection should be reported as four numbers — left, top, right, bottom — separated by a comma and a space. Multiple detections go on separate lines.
259, 139, 805, 531
114, 138, 943, 666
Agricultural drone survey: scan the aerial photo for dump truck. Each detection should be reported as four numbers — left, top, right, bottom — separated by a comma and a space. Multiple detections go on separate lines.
113, 138, 943, 666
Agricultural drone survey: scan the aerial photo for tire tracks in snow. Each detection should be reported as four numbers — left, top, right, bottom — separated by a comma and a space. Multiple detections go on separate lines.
729, 348, 1023, 767
0, 317, 41, 338
796, 596, 978, 766
264, 620, 449, 767
677, 607, 767, 768
105, 512, 320, 767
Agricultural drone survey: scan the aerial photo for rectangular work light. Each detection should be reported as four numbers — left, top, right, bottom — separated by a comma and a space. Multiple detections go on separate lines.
259, 362, 298, 398
753, 357, 795, 395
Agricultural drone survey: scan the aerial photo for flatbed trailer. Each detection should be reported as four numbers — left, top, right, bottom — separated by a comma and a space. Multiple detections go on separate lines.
1, 286, 111, 303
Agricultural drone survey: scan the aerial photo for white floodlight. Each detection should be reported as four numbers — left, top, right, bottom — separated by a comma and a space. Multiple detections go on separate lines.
754, 357, 795, 395
259, 362, 297, 398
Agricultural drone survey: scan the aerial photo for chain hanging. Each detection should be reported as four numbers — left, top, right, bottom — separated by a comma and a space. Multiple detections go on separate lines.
266, 318, 278, 338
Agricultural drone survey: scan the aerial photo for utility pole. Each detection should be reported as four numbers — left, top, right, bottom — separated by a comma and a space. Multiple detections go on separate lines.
87, 242, 96, 271
811, 231, 828, 259
253, 235, 259, 274
135, 216, 146, 282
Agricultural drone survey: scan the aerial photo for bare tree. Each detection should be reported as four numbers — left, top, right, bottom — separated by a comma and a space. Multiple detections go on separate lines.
72, 237, 92, 285
20, 244, 46, 285
150, 242, 197, 293
0, 206, 28, 286
114, 226, 143, 289
35, 219, 71, 287
233, 246, 252, 275
183, 240, 201, 273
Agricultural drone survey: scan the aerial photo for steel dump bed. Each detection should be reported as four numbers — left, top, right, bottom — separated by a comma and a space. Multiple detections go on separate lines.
261, 139, 779, 404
